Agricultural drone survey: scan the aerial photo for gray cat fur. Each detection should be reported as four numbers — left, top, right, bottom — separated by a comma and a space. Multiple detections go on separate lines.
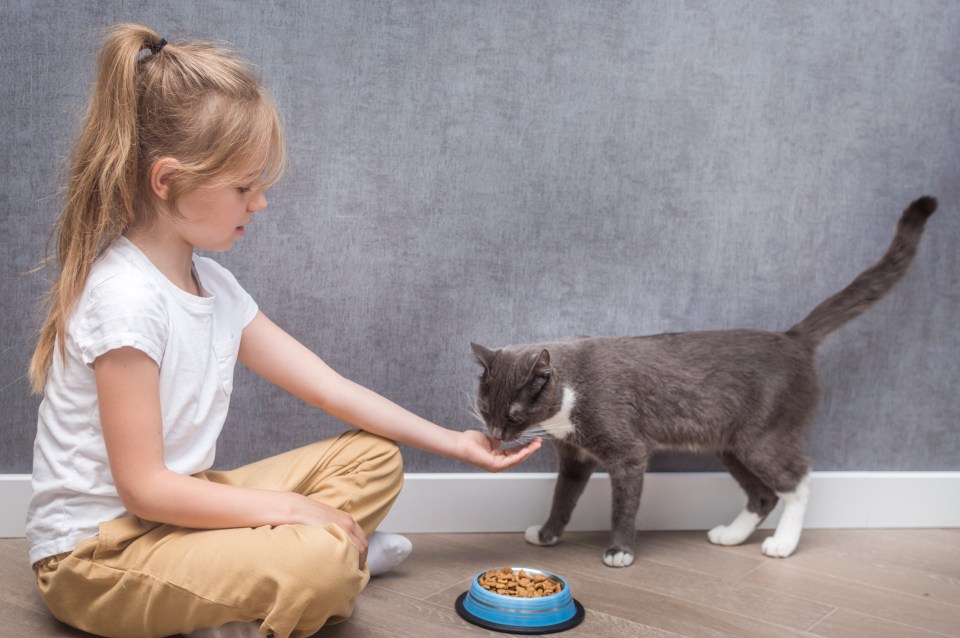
471, 197, 938, 566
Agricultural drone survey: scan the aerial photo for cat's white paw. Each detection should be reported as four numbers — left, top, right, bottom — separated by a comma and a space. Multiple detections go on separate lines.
707, 509, 761, 546
708, 524, 748, 546
761, 533, 799, 558
761, 475, 808, 558
603, 549, 635, 568
525, 525, 559, 546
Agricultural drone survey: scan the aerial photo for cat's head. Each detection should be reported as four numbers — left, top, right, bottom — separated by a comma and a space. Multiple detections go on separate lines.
470, 342, 561, 442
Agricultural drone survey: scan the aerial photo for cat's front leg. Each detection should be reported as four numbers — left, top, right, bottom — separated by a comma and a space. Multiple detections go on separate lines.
526, 442, 596, 547
603, 450, 649, 568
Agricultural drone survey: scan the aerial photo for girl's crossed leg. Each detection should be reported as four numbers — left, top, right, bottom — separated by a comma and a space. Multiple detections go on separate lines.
35, 430, 403, 638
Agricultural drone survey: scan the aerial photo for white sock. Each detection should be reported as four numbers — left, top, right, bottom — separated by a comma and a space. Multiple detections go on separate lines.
185, 620, 262, 638
367, 532, 412, 576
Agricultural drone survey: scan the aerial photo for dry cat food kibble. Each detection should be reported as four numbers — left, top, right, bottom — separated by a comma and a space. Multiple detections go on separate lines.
478, 566, 564, 598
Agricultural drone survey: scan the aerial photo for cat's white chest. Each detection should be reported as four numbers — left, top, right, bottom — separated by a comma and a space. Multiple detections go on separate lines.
535, 385, 577, 440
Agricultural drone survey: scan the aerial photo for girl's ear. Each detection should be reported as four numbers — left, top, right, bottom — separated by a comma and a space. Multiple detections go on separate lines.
149, 157, 180, 201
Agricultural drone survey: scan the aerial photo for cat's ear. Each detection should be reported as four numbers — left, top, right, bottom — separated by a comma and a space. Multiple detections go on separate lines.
471, 342, 497, 371
533, 348, 550, 374
533, 349, 551, 377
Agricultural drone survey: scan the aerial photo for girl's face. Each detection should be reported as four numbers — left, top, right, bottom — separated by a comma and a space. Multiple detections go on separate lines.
173, 169, 269, 252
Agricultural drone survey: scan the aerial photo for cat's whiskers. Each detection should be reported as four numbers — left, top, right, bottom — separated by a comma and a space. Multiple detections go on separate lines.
463, 394, 576, 446
464, 393, 486, 428
521, 426, 550, 441
509, 431, 543, 446
511, 423, 582, 447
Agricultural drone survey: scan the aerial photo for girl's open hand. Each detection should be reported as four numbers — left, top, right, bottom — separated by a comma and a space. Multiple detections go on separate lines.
456, 429, 541, 472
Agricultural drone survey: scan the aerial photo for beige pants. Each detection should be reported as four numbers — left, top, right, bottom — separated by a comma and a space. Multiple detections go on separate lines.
34, 430, 403, 638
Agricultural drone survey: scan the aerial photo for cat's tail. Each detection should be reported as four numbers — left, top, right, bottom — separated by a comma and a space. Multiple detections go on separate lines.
786, 196, 938, 347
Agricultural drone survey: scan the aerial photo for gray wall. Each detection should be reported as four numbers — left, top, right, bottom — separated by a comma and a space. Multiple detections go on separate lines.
2, 1, 957, 475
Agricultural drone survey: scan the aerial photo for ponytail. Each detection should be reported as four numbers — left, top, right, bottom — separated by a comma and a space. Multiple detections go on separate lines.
29, 24, 286, 393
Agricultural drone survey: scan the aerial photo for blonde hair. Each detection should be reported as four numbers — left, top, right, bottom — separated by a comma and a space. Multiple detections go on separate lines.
29, 23, 286, 393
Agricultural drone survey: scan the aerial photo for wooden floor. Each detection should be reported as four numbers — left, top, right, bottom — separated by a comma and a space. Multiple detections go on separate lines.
2, 529, 958, 637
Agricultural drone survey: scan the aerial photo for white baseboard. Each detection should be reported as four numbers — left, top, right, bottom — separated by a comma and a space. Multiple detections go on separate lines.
3, 471, 958, 538
1, 475, 33, 538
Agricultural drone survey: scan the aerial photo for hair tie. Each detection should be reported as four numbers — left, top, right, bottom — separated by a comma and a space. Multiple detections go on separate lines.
148, 38, 167, 55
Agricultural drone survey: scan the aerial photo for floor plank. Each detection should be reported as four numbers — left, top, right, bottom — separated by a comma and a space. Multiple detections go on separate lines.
0, 598, 95, 638
3, 529, 959, 638
632, 530, 766, 579
318, 620, 399, 638
438, 531, 835, 631
770, 533, 960, 606
635, 597, 814, 638
806, 608, 951, 638
369, 533, 494, 600
742, 560, 960, 636
697, 528, 960, 608
342, 584, 512, 638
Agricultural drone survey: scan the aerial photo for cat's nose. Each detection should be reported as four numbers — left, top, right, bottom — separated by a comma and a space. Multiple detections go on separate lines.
488, 426, 504, 441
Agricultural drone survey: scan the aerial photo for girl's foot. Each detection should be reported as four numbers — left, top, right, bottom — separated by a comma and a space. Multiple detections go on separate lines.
367, 532, 413, 576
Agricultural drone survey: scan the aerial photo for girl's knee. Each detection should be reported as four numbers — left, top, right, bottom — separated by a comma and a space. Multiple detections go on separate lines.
380, 437, 403, 480
372, 436, 404, 503
349, 430, 404, 483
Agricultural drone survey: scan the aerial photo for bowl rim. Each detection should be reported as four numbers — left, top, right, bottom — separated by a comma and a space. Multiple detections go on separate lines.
471, 566, 569, 601
456, 565, 585, 634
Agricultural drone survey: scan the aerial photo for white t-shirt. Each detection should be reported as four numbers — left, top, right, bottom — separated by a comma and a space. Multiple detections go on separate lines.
27, 236, 258, 565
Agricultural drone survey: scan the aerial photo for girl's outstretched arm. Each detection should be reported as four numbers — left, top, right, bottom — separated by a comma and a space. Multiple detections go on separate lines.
95, 346, 370, 565
238, 311, 541, 471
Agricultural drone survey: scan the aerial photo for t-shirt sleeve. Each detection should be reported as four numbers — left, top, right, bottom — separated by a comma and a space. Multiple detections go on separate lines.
72, 273, 168, 368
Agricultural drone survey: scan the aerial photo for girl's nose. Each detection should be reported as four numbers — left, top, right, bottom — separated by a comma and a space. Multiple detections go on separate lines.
249, 190, 268, 212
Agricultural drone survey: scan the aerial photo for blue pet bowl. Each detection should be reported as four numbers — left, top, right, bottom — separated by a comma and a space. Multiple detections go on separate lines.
455, 567, 585, 635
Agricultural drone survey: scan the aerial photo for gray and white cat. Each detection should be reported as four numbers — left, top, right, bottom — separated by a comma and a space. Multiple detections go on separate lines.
471, 197, 938, 567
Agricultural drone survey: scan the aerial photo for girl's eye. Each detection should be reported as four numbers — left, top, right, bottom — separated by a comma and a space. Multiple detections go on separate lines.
237, 187, 252, 194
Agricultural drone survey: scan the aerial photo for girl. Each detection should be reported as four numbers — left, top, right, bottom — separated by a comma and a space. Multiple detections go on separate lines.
26, 24, 540, 638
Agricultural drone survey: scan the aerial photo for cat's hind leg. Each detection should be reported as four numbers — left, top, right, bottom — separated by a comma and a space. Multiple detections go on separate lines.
526, 442, 597, 547
731, 443, 811, 558
761, 473, 811, 558
708, 452, 779, 546
708, 509, 763, 546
